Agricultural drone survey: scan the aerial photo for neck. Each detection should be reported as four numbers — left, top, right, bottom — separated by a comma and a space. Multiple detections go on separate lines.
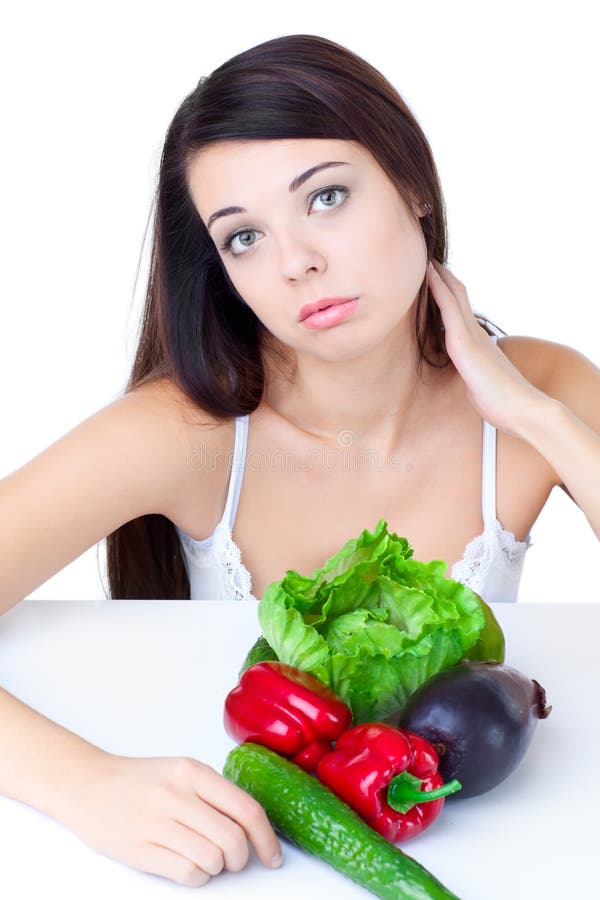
262, 315, 445, 459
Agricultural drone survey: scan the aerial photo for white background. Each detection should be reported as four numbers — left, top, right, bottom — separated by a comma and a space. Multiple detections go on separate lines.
1, 0, 598, 601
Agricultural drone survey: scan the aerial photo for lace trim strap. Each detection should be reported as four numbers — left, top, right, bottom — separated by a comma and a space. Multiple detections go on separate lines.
450, 517, 532, 597
220, 525, 256, 602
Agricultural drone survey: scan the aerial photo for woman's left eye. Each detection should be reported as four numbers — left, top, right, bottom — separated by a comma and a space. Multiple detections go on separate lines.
309, 185, 348, 212
219, 185, 349, 257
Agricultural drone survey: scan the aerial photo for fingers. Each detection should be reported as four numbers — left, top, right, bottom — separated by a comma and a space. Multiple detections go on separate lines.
165, 793, 249, 872
142, 762, 283, 887
429, 258, 469, 299
139, 842, 211, 888
192, 764, 282, 869
427, 261, 464, 333
153, 818, 226, 875
427, 260, 479, 335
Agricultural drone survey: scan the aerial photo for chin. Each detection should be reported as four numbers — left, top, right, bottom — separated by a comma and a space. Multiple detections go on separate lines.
309, 327, 392, 363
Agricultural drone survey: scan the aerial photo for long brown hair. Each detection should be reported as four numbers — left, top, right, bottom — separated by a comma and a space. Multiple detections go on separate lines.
104, 33, 505, 600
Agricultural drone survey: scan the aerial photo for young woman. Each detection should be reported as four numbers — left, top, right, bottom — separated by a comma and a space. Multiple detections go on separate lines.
1, 34, 599, 889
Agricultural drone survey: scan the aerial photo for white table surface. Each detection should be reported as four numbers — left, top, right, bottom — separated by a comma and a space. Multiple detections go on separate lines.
0, 599, 596, 900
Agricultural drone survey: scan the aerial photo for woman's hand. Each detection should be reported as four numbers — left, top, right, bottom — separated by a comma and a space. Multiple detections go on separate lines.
427, 259, 548, 438
58, 751, 283, 888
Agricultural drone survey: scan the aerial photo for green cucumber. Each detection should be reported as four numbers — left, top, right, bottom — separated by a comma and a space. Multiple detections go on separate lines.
238, 634, 278, 678
223, 742, 462, 900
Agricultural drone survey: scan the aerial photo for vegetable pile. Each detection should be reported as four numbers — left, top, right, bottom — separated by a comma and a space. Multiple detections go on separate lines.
221, 518, 552, 900
241, 518, 505, 722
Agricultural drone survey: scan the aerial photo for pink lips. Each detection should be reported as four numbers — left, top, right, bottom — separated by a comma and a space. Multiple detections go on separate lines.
300, 298, 359, 329
298, 297, 358, 323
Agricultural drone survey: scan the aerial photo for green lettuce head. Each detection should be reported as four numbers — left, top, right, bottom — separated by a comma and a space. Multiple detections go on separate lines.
243, 519, 504, 723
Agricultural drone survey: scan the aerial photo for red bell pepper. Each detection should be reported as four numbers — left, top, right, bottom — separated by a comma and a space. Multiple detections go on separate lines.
223, 661, 353, 772
316, 722, 462, 842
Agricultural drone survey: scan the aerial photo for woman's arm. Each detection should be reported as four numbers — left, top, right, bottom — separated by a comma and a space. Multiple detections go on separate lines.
515, 344, 600, 540
0, 379, 188, 613
426, 260, 600, 541
0, 683, 106, 819
0, 382, 282, 883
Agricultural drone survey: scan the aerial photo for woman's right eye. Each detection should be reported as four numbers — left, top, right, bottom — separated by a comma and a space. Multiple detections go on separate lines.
219, 229, 258, 257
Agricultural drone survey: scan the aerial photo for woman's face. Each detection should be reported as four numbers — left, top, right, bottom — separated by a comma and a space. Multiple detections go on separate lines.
187, 138, 429, 362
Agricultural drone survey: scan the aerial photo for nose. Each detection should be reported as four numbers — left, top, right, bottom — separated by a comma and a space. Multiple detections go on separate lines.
276, 228, 327, 282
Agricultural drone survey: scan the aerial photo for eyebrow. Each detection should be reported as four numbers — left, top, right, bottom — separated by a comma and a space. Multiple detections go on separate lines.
206, 160, 351, 232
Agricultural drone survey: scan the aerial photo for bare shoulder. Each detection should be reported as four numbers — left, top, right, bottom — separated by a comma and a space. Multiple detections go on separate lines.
494, 334, 563, 388
126, 376, 221, 429
495, 334, 600, 500
496, 334, 600, 430
127, 376, 236, 531
125, 374, 234, 495
126, 376, 231, 444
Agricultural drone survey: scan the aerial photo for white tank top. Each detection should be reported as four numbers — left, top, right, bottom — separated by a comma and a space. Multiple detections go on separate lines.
176, 334, 532, 603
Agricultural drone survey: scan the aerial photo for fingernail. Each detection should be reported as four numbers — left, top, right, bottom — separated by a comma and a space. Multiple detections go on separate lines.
270, 851, 283, 868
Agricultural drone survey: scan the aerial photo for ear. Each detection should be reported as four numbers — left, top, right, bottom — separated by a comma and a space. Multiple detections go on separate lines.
406, 190, 432, 218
